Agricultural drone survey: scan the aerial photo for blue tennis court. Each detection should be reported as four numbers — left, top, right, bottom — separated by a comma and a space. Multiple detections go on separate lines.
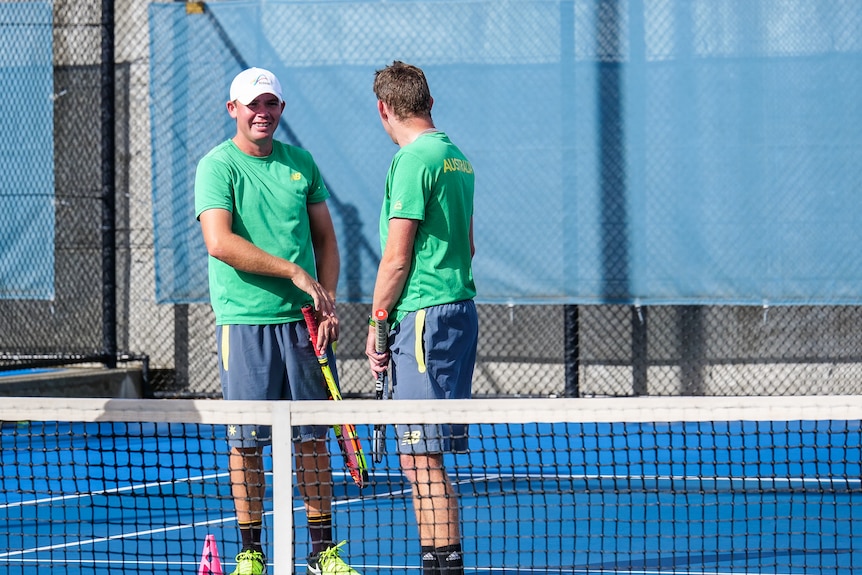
1, 413, 860, 574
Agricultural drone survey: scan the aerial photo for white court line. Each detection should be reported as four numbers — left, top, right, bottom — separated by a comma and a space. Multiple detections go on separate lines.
0, 557, 812, 575
1, 468, 850, 575
4, 469, 855, 514
1, 469, 365, 559
0, 471, 228, 510
450, 471, 862, 490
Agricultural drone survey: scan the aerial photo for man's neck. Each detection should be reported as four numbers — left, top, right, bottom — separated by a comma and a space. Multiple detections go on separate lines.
397, 119, 437, 147
232, 135, 273, 157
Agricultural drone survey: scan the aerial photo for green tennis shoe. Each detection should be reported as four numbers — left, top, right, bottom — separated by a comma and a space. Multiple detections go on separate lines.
231, 549, 267, 575
307, 541, 360, 575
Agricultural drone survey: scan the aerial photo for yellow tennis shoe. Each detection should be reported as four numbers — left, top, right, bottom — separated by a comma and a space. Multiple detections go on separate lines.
231, 549, 266, 575
306, 541, 360, 575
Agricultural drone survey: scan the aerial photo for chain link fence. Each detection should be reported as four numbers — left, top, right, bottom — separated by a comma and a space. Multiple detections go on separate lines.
2, 0, 861, 399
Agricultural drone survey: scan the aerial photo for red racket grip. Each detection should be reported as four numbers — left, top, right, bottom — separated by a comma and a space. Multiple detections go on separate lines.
301, 305, 324, 358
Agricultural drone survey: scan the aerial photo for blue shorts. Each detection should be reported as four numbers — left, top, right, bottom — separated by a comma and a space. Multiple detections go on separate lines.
391, 301, 478, 455
216, 323, 331, 447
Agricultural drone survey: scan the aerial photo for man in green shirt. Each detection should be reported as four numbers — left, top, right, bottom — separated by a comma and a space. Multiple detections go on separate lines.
195, 67, 359, 575
366, 61, 478, 575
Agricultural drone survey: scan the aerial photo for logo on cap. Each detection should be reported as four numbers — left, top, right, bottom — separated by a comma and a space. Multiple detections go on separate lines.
251, 74, 272, 87
230, 67, 283, 105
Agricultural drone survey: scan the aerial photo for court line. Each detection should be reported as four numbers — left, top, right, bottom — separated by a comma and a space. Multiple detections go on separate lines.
3, 468, 855, 514
451, 471, 862, 490
1, 470, 366, 560
0, 518, 212, 558
2, 467, 853, 574
0, 471, 228, 510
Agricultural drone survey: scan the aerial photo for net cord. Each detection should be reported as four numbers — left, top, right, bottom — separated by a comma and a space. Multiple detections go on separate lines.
2, 395, 862, 427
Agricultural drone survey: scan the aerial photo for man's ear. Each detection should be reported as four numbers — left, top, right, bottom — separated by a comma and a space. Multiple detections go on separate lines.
226, 100, 238, 119
377, 99, 388, 120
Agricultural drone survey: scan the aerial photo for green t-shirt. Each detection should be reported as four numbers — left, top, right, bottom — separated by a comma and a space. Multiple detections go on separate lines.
195, 139, 329, 325
381, 131, 476, 323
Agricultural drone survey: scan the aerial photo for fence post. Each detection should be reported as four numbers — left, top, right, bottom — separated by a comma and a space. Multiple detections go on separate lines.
564, 305, 580, 397
101, 0, 117, 369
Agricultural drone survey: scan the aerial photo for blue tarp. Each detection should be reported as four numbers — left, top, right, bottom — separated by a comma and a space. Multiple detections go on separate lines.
150, 0, 862, 305
0, 1, 55, 300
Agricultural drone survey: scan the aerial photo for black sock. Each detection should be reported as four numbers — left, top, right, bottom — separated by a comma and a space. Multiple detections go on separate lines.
238, 521, 263, 553
436, 543, 463, 575
421, 545, 440, 575
308, 512, 333, 555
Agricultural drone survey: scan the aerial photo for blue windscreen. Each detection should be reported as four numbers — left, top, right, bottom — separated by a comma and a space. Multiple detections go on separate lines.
150, 0, 862, 305
0, 1, 55, 300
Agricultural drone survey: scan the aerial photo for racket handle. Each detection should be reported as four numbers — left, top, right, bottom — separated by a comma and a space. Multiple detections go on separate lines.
373, 309, 389, 353
375, 372, 385, 400
373, 310, 388, 399
372, 309, 390, 463
373, 424, 386, 463
301, 305, 322, 354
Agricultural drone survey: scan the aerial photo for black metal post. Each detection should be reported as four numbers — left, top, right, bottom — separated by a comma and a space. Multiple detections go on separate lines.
632, 305, 648, 396
564, 305, 580, 397
561, 2, 579, 398
101, 0, 117, 368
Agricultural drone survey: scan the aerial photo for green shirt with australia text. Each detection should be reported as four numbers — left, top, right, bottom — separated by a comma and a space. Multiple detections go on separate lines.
380, 131, 476, 324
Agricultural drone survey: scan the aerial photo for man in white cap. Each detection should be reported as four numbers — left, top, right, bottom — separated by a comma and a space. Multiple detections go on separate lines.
195, 67, 361, 575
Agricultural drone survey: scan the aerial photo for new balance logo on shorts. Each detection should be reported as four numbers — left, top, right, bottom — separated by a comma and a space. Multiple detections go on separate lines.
401, 430, 422, 445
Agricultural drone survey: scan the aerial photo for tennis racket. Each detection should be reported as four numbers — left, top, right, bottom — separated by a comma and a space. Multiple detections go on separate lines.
301, 305, 368, 488
372, 309, 389, 463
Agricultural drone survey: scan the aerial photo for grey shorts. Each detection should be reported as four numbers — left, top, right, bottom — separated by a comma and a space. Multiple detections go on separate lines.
391, 300, 478, 455
216, 322, 331, 447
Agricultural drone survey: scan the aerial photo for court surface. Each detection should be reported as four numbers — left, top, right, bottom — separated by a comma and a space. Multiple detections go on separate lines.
1, 417, 859, 574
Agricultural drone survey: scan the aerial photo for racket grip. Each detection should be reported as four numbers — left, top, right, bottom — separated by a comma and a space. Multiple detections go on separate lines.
375, 372, 385, 400
301, 305, 321, 352
374, 309, 389, 353
373, 309, 390, 463
373, 424, 386, 463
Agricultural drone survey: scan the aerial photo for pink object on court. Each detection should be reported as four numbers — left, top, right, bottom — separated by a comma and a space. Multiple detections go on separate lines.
198, 534, 223, 575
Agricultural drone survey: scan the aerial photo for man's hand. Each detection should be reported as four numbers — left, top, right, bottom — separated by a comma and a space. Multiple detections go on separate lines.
291, 269, 335, 316
292, 269, 338, 351
365, 325, 389, 376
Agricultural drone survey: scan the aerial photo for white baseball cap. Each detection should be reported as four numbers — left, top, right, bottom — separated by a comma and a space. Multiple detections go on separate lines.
229, 67, 283, 105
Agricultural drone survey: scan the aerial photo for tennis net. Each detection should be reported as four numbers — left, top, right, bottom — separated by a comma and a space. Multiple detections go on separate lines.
1, 395, 860, 574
